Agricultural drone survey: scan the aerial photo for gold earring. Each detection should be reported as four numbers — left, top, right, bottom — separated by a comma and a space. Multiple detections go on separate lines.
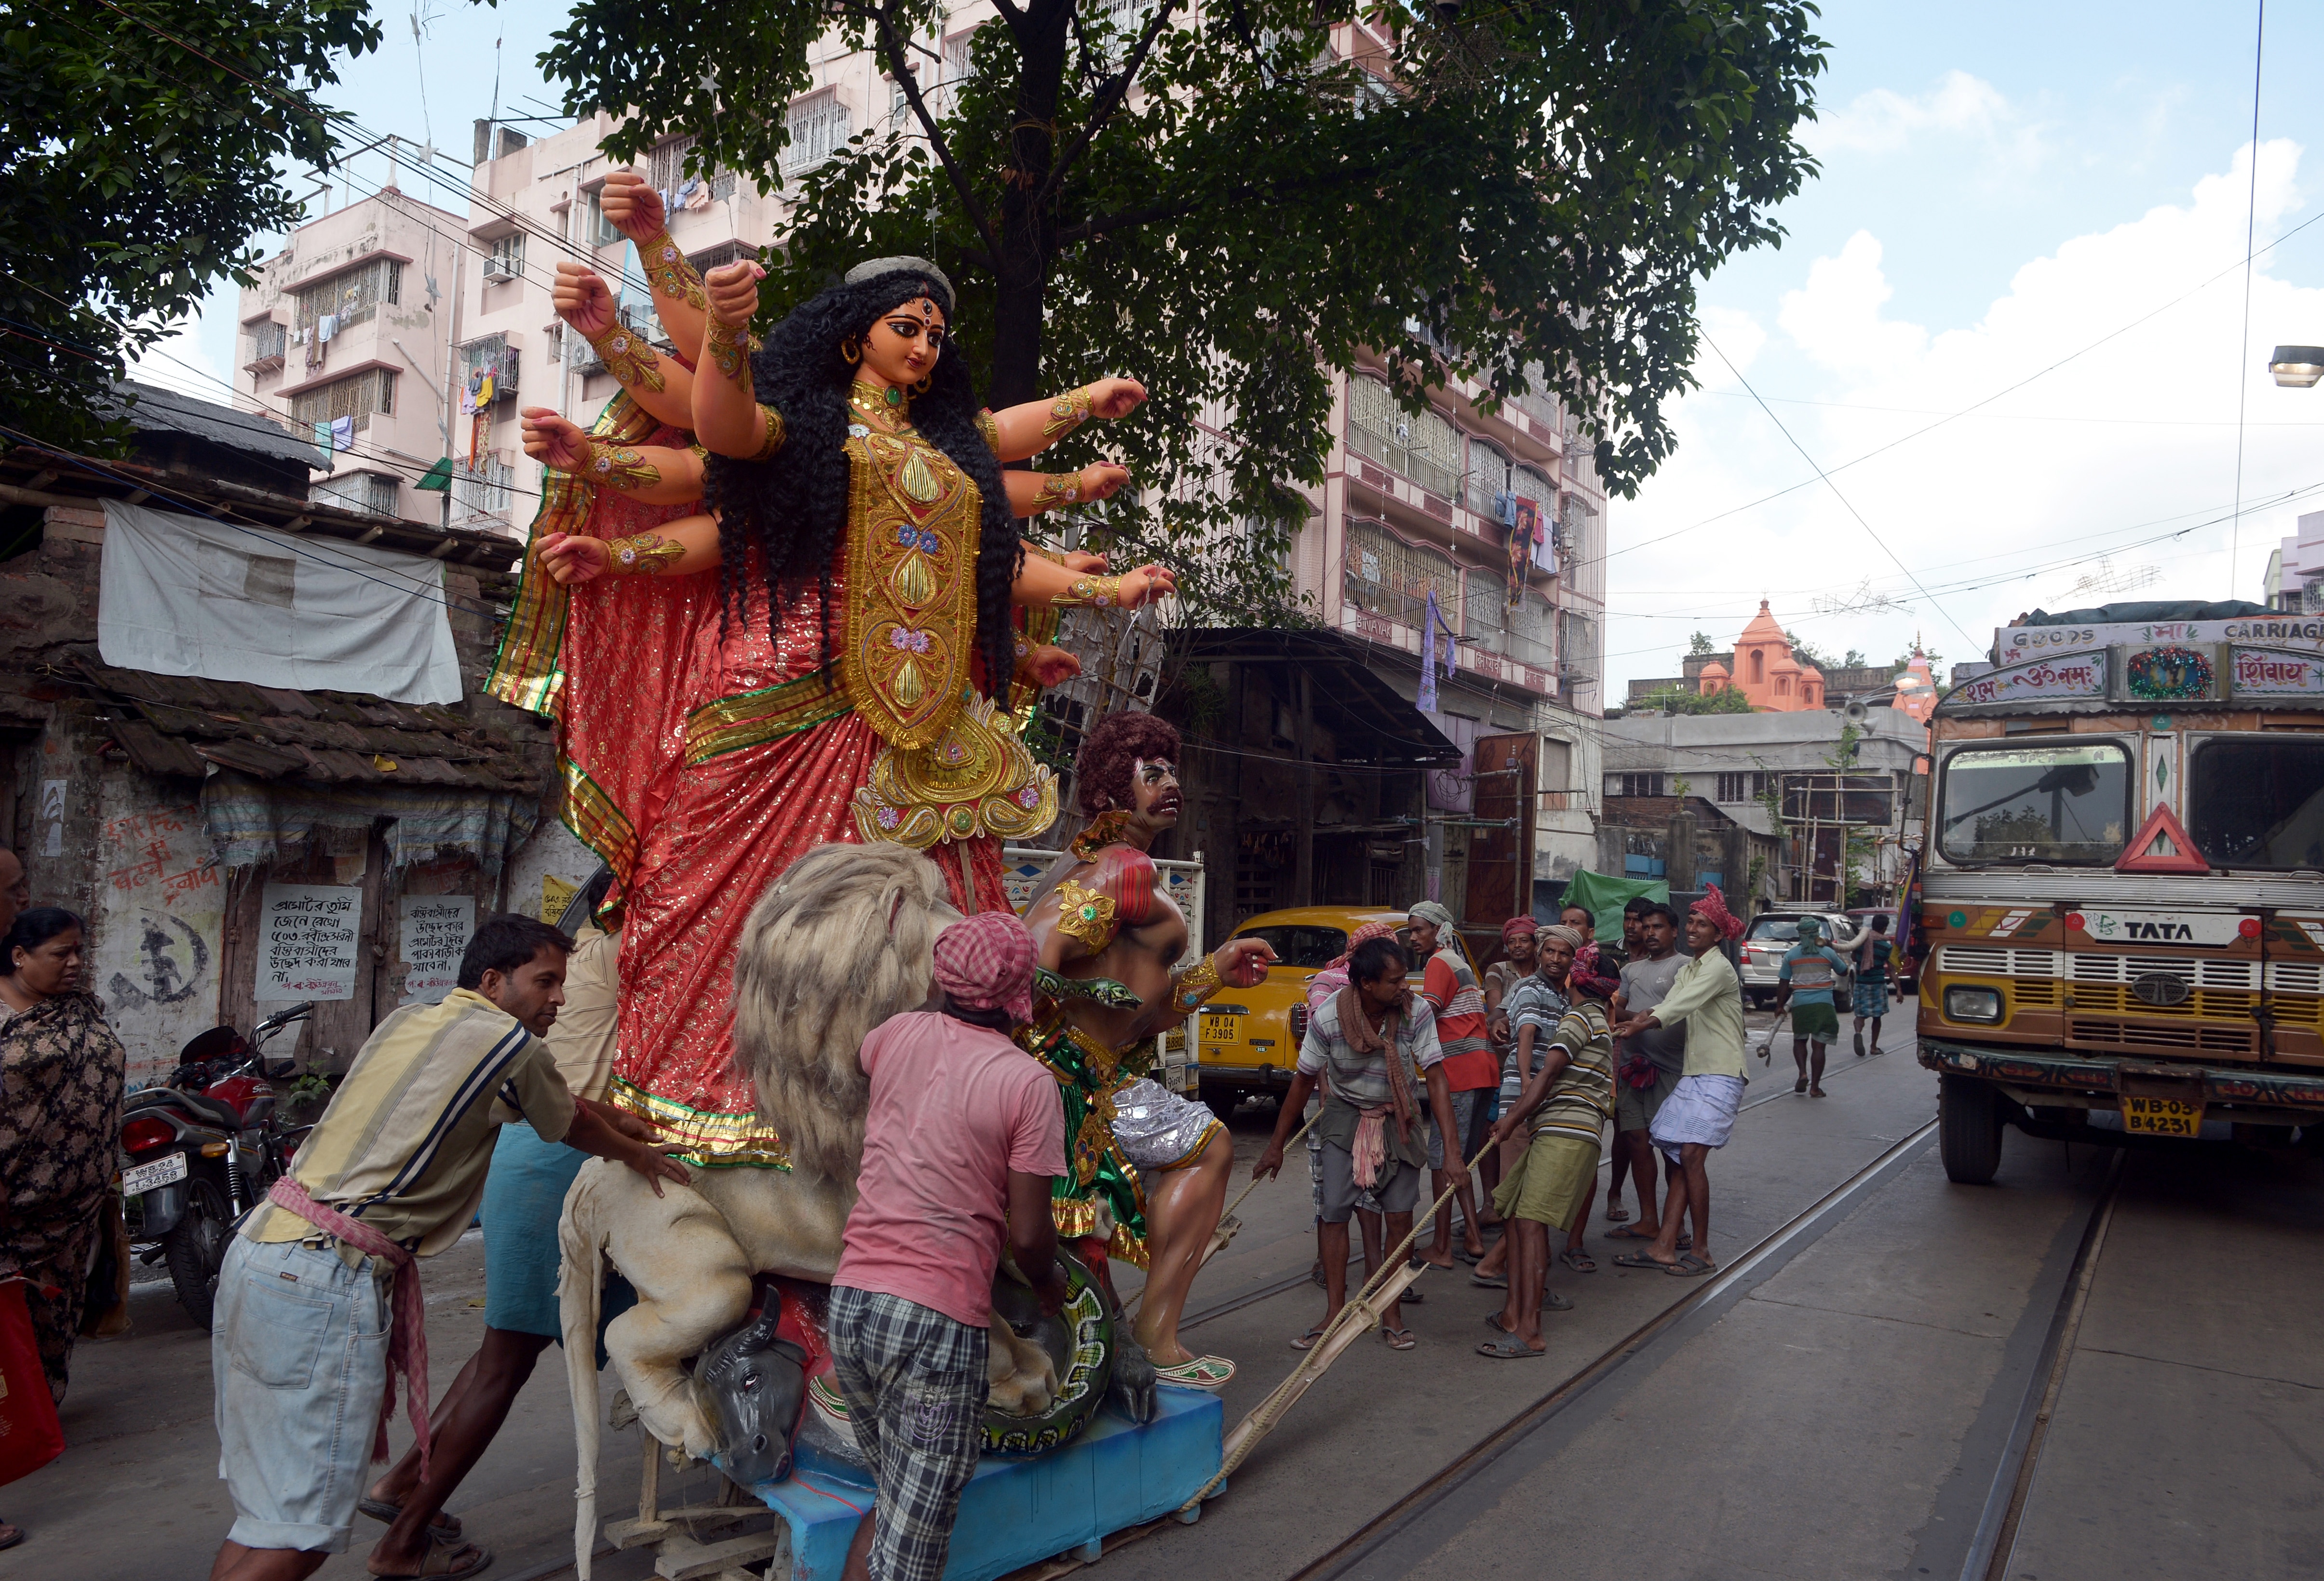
913, 372, 933, 395
840, 337, 862, 365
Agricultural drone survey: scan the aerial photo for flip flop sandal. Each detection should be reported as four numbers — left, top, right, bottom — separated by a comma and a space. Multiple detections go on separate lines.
1470, 1272, 1509, 1289
1154, 1355, 1237, 1388
370, 1541, 494, 1579
1611, 1252, 1672, 1270
1484, 1312, 1514, 1334
1380, 1325, 1417, 1351
1290, 1324, 1330, 1351
1853, 1028, 1865, 1055
1794, 1075, 1809, 1093
1603, 1224, 1658, 1241
1476, 1337, 1544, 1359
1542, 1289, 1574, 1311
1559, 1248, 1597, 1273
1309, 1262, 1326, 1289
1604, 1203, 1631, 1223
1664, 1254, 1716, 1277
0, 1524, 23, 1553
1456, 1246, 1486, 1265
358, 1500, 463, 1544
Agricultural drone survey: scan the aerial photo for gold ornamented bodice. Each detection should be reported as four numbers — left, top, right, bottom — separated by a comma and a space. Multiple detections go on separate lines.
841, 424, 982, 750
839, 415, 1059, 848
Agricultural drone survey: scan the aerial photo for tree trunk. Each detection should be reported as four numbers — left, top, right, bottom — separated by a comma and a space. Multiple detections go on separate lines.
986, 1, 1072, 409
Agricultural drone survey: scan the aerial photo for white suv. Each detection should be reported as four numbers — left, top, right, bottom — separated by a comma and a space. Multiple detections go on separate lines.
1737, 911, 1865, 1010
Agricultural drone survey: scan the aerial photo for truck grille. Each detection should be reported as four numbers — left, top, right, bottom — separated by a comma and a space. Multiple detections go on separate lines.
2068, 1019, 2256, 1055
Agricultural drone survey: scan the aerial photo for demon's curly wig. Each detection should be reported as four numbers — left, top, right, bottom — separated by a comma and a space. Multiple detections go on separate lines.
1074, 711, 1182, 816
702, 269, 1023, 698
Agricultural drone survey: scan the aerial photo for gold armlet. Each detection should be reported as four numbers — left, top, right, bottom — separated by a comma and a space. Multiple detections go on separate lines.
1040, 384, 1095, 443
638, 232, 710, 313
585, 322, 667, 394
977, 408, 1001, 455
705, 316, 757, 390
1030, 472, 1081, 510
747, 404, 786, 462
585, 442, 661, 493
1051, 572, 1123, 608
1170, 955, 1225, 1015
1056, 878, 1121, 953
604, 533, 687, 576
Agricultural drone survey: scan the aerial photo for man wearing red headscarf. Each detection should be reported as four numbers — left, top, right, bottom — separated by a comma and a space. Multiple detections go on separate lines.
830, 912, 1067, 1581
1609, 886, 1749, 1280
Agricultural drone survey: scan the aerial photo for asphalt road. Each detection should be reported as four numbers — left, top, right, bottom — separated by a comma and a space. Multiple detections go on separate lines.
14, 998, 2319, 1581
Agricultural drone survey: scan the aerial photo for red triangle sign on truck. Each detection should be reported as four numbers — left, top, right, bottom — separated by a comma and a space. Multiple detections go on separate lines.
2114, 803, 2211, 874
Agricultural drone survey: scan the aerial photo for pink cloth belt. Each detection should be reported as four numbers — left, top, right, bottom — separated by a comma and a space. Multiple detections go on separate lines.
1351, 1103, 1391, 1189
265, 1176, 431, 1479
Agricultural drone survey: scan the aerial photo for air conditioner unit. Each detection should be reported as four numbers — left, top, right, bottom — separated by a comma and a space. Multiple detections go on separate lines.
482, 255, 522, 282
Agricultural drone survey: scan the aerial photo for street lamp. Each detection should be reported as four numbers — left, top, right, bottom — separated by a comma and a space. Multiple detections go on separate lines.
2269, 345, 2324, 389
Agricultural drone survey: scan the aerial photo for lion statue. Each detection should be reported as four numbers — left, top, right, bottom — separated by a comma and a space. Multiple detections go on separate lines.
557, 841, 1116, 1572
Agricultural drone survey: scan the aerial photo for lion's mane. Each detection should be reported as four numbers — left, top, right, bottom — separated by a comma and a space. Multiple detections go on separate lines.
730, 841, 953, 1185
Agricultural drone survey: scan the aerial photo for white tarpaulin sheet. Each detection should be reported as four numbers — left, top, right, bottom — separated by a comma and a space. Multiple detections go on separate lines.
97, 498, 462, 704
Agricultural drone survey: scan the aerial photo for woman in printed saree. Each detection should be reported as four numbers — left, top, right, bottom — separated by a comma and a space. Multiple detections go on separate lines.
490, 193, 1169, 1166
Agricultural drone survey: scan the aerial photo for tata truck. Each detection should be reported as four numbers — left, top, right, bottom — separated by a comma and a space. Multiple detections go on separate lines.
1914, 602, 2324, 1181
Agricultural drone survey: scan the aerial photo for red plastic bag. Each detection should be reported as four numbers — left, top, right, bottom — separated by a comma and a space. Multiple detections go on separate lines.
0, 1280, 65, 1487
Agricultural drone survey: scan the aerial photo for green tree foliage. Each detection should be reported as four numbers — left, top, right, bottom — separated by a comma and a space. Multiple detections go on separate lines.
0, 0, 378, 453
545, 0, 1825, 618
1633, 682, 1754, 715
1687, 630, 1716, 655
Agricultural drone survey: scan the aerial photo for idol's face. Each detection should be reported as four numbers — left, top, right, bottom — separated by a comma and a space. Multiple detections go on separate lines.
861, 296, 947, 389
1129, 757, 1182, 831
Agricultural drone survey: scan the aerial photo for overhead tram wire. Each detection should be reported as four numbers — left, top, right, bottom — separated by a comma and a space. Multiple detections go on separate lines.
2229, 0, 2267, 592
1581, 201, 2324, 577
1699, 335, 1978, 650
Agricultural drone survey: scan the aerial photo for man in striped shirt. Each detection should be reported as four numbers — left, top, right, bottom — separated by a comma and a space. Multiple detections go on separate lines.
211, 916, 686, 1581
1480, 927, 1615, 1358
1407, 901, 1493, 1269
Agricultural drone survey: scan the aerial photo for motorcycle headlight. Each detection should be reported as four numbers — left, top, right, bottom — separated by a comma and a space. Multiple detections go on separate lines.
1945, 985, 2003, 1024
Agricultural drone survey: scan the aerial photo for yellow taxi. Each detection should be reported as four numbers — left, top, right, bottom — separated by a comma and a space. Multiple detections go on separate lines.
1193, 906, 1485, 1117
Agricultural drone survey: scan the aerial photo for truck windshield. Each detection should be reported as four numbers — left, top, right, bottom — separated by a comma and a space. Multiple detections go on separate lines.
1232, 925, 1348, 969
2189, 737, 2324, 870
1938, 742, 2131, 864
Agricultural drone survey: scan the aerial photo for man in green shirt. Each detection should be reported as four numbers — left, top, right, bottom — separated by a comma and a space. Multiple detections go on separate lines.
1610, 887, 1749, 1279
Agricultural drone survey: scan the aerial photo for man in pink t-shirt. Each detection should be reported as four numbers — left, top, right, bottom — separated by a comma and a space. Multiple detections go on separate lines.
831, 912, 1067, 1581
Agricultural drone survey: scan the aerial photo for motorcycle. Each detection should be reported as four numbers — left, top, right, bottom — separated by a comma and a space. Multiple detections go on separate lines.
119, 1004, 314, 1331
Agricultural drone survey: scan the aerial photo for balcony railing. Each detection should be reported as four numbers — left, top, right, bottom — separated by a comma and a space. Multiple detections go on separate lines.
1347, 421, 1462, 505
783, 98, 853, 174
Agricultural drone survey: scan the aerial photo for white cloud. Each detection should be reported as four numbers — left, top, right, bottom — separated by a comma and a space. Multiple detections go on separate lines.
1604, 138, 2323, 690
1802, 70, 2050, 188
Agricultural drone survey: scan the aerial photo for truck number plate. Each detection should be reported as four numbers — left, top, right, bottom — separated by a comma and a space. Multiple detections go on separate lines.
122, 1152, 189, 1194
1201, 1012, 1240, 1045
2120, 1095, 2204, 1138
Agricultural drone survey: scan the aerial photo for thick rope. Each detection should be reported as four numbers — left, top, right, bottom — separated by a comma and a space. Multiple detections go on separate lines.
1178, 1138, 1496, 1510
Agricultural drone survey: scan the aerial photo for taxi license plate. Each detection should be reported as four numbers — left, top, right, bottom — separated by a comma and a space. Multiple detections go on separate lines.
122, 1152, 189, 1195
1201, 1012, 1240, 1045
2120, 1095, 2204, 1138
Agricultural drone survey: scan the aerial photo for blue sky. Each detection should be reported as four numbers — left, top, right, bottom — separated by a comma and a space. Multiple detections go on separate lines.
142, 0, 2324, 690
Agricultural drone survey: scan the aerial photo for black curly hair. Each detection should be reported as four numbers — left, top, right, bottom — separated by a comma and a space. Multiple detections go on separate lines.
703, 269, 1023, 699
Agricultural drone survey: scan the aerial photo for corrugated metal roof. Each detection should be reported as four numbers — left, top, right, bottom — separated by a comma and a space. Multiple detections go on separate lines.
110, 380, 325, 470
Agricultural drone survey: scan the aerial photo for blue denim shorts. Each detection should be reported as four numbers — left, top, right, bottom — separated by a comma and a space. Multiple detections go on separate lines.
213, 1235, 391, 1553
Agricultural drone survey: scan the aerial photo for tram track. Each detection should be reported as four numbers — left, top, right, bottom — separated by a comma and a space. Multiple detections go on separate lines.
1281, 1112, 1942, 1581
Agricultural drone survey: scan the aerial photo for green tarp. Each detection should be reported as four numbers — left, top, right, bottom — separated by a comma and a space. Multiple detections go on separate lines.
1559, 868, 1669, 941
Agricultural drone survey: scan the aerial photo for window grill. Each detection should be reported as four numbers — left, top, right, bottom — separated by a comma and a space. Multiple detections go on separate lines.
459, 334, 518, 399
1346, 377, 1461, 500
288, 368, 395, 431
1342, 518, 1455, 629
243, 319, 286, 372
1465, 438, 1509, 518
451, 455, 515, 526
783, 92, 853, 174
648, 134, 737, 202
293, 258, 401, 332
312, 470, 401, 519
687, 241, 754, 278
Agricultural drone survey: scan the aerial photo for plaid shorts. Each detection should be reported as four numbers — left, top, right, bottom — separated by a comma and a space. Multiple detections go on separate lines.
828, 1286, 991, 1581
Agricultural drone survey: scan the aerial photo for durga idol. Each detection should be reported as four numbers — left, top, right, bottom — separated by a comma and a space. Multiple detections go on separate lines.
492, 185, 1174, 1168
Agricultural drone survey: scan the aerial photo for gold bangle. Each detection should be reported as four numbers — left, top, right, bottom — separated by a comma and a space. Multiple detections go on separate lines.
976, 408, 1001, 455
637, 231, 709, 312
1056, 878, 1120, 953
705, 315, 756, 390
1040, 384, 1095, 443
585, 322, 666, 393
747, 403, 785, 462
604, 532, 686, 575
1171, 955, 1224, 1015
1052, 573, 1123, 608
1031, 472, 1081, 510
585, 441, 661, 493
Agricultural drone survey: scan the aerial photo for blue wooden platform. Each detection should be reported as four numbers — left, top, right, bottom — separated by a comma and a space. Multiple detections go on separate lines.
742, 1386, 1223, 1581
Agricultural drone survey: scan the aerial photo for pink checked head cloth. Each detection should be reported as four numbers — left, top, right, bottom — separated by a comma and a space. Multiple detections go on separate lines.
933, 912, 1038, 1025
1691, 884, 1746, 942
